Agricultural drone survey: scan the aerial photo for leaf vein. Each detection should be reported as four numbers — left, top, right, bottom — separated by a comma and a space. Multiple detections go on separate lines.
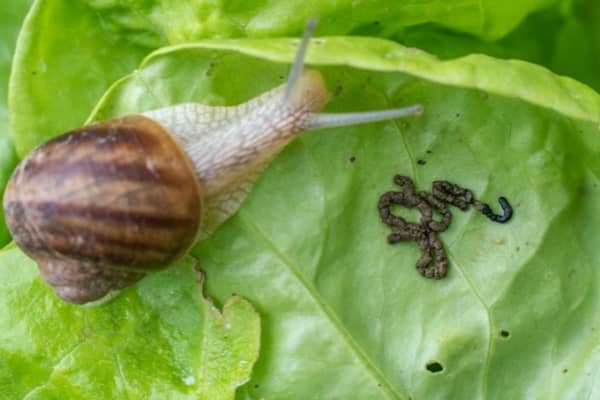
238, 212, 407, 400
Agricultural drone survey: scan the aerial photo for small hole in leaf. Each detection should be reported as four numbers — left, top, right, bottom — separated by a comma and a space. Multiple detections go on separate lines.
562, 368, 568, 374
500, 330, 510, 338
425, 361, 444, 373
349, 156, 356, 163
417, 159, 426, 166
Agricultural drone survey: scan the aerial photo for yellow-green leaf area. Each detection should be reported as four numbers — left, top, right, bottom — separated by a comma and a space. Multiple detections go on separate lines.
0, 247, 260, 399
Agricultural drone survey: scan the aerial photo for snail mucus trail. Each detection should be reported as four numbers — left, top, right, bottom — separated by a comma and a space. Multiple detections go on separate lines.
378, 175, 512, 279
3, 21, 423, 305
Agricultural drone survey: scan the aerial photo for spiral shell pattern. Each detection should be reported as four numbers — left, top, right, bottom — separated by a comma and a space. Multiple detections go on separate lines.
3, 115, 203, 303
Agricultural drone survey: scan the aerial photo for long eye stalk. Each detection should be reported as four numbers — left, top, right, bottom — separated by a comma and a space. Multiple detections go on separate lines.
283, 19, 423, 130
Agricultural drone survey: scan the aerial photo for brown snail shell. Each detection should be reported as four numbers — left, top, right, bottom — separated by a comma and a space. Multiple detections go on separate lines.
3, 115, 202, 304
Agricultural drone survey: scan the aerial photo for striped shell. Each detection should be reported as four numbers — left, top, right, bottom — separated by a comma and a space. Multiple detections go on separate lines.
3, 115, 203, 304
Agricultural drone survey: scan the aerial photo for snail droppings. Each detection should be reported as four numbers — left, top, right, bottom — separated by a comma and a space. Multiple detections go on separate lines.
378, 175, 512, 278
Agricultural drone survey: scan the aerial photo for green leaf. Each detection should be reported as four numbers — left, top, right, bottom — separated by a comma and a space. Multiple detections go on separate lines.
551, 0, 600, 92
82, 0, 561, 40
10, 0, 566, 156
476, 0, 562, 39
0, 246, 260, 399
91, 37, 600, 125
6, 1, 600, 399
9, 0, 155, 156
84, 39, 600, 398
0, 0, 30, 247
396, 0, 600, 93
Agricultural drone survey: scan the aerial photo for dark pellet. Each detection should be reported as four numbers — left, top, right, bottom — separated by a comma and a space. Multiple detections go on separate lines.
378, 175, 512, 279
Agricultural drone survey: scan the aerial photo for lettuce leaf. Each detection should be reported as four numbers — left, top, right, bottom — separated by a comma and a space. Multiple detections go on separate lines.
0, 246, 260, 399
397, 0, 600, 93
0, 0, 30, 246
10, 0, 566, 156
86, 38, 600, 399
4, 0, 600, 399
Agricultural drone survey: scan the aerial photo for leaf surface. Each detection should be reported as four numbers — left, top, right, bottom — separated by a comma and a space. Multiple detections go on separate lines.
0, 247, 260, 399
10, 0, 566, 155
4, 1, 600, 399
87, 39, 600, 399
0, 0, 30, 246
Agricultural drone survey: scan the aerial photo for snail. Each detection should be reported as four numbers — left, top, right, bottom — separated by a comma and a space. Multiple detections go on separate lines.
3, 21, 422, 304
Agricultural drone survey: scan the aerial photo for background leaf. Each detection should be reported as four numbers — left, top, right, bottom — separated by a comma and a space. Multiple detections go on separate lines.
551, 0, 600, 91
10, 0, 569, 156
0, 0, 31, 247
9, 0, 155, 156
83, 0, 562, 40
0, 246, 260, 399
396, 0, 600, 92
91, 38, 600, 124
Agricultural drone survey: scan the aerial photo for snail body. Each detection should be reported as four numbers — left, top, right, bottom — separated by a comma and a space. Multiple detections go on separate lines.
3, 22, 422, 304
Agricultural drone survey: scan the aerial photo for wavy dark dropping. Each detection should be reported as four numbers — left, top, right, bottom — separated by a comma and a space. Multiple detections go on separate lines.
378, 175, 512, 279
